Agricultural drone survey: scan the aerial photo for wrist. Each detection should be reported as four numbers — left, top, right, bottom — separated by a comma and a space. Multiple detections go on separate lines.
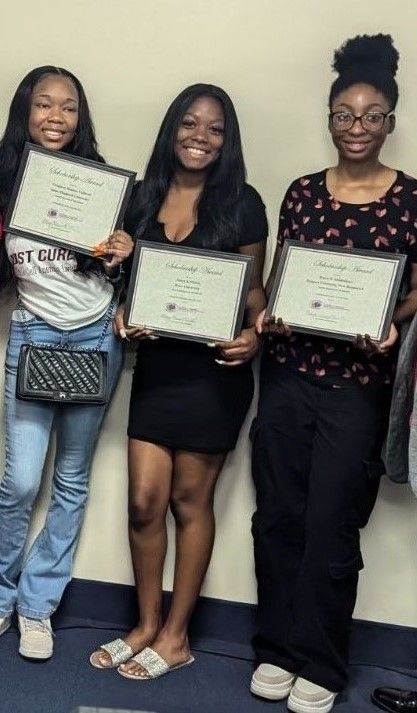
105, 264, 123, 283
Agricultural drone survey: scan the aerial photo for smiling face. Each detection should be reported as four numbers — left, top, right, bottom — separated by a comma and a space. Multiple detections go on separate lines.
28, 74, 79, 151
174, 96, 225, 173
330, 82, 394, 162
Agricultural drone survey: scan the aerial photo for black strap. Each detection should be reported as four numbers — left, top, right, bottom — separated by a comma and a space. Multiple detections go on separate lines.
17, 295, 117, 352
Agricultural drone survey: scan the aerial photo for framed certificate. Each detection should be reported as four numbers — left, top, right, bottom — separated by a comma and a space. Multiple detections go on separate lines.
125, 241, 253, 342
4, 143, 136, 254
267, 240, 406, 342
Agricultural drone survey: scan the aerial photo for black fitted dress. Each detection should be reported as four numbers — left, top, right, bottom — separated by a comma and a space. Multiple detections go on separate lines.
126, 184, 268, 453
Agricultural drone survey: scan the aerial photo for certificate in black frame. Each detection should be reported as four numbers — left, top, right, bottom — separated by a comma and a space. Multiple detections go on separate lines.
4, 142, 136, 255
266, 240, 406, 342
125, 240, 253, 343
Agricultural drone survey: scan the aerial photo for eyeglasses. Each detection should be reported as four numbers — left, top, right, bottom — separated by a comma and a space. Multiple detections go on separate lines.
329, 111, 394, 132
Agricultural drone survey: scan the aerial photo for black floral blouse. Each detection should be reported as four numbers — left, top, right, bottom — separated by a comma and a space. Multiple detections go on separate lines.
266, 170, 417, 387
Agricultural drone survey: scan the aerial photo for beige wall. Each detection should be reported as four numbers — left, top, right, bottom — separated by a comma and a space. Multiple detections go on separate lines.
1, 0, 417, 625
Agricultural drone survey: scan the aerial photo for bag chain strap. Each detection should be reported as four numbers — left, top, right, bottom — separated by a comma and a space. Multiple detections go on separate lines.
18, 295, 117, 353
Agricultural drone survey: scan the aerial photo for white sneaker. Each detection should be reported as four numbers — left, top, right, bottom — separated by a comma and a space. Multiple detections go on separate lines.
0, 615, 11, 636
250, 663, 296, 700
288, 677, 337, 713
18, 615, 53, 659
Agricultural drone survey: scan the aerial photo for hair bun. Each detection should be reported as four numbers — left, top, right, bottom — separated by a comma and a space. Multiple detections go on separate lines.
333, 34, 399, 78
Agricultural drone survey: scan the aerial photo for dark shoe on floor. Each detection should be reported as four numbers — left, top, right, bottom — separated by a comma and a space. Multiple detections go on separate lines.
371, 687, 417, 712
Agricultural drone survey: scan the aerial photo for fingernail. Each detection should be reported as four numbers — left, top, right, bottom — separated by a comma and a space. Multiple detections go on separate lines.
119, 328, 126, 339
206, 342, 216, 348
149, 335, 159, 340
215, 359, 226, 365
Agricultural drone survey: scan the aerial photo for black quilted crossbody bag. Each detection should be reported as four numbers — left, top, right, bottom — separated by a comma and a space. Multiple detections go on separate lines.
16, 299, 116, 405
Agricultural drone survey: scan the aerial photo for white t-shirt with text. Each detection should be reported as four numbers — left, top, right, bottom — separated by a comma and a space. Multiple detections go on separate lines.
6, 235, 113, 330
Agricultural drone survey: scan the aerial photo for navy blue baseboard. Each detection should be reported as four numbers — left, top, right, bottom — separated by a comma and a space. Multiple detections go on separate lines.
53, 577, 417, 669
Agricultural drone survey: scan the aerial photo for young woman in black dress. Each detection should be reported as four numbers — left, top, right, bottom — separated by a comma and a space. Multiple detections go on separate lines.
250, 35, 417, 713
90, 83, 267, 678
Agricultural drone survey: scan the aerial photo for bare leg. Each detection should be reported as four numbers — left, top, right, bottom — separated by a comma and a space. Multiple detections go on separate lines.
95, 440, 173, 667
125, 449, 226, 676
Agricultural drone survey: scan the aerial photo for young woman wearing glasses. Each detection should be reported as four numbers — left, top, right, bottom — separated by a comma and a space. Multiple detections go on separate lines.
250, 34, 417, 713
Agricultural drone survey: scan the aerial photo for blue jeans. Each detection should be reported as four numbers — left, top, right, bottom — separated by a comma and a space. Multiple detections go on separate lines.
0, 311, 123, 619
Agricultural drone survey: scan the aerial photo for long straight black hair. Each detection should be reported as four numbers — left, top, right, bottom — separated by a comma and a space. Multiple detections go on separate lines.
0, 65, 104, 285
126, 83, 247, 250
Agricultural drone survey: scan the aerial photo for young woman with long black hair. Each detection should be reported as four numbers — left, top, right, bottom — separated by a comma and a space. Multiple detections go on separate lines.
0, 66, 132, 659
90, 83, 268, 679
250, 35, 417, 713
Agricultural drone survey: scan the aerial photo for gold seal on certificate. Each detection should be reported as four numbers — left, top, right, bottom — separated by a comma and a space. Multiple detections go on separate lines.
125, 241, 253, 342
4, 143, 136, 254
267, 240, 406, 342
